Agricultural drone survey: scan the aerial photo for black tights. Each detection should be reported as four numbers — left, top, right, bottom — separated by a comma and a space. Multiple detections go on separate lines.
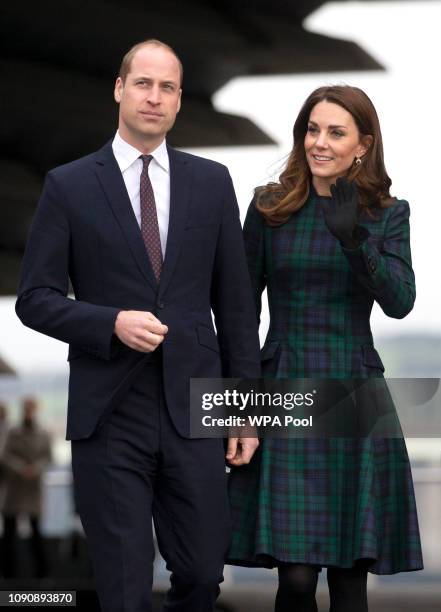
275, 564, 319, 612
275, 562, 369, 612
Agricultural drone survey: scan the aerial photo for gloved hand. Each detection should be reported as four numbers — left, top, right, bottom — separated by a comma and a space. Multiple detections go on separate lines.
322, 177, 362, 249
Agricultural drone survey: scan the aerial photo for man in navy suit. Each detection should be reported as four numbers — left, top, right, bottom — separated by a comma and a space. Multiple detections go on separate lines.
16, 39, 260, 612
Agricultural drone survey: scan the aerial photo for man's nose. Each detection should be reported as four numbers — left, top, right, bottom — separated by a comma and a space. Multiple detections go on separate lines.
147, 86, 161, 105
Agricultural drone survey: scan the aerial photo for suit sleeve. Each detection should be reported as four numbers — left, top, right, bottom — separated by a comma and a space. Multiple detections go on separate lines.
243, 197, 267, 324
341, 200, 415, 319
210, 173, 261, 378
15, 172, 120, 360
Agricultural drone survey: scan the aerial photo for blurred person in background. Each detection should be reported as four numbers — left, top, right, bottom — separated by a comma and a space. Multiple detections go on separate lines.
227, 85, 423, 612
1, 396, 52, 578
0, 402, 8, 456
0, 401, 9, 563
0, 402, 9, 495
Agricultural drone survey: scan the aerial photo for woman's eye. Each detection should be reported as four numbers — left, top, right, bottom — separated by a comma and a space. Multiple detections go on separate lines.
332, 131, 344, 137
307, 126, 318, 133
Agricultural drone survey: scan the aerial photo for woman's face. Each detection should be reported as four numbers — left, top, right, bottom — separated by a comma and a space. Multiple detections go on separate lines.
304, 100, 369, 190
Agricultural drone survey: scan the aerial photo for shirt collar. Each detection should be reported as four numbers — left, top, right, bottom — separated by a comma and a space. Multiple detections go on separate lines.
112, 131, 169, 173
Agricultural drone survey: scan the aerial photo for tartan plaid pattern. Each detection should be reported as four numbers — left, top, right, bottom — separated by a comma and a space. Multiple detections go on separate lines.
227, 191, 423, 574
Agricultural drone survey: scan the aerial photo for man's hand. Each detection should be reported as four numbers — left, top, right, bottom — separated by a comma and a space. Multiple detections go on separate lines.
226, 437, 259, 466
115, 310, 168, 352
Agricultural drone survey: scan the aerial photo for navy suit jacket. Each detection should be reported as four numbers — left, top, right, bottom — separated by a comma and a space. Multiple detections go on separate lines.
16, 141, 261, 439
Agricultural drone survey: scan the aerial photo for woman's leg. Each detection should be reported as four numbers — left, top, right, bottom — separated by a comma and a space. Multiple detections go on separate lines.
327, 562, 369, 612
275, 563, 320, 612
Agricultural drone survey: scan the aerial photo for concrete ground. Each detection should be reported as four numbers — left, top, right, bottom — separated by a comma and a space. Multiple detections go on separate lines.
218, 584, 441, 612
0, 583, 439, 610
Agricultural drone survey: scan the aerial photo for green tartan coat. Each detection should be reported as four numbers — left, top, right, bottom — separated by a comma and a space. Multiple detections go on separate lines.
227, 187, 423, 574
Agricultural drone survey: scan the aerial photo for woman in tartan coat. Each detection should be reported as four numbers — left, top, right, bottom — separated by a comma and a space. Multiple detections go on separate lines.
227, 86, 423, 612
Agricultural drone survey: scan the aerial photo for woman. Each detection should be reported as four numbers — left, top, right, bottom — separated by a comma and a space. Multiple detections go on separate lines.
227, 86, 423, 612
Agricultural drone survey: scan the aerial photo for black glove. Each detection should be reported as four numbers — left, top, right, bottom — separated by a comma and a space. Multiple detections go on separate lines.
322, 177, 365, 249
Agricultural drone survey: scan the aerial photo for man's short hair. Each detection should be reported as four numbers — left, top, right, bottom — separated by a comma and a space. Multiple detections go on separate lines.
119, 39, 183, 86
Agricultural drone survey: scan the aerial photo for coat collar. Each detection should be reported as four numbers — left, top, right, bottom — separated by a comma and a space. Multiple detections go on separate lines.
159, 145, 192, 297
94, 140, 157, 290
94, 140, 192, 295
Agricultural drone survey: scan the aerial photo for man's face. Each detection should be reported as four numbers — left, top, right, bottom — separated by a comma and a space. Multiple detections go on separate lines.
114, 45, 182, 149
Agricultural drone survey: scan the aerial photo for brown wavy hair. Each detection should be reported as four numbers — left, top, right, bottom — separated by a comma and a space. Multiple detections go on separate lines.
257, 85, 394, 225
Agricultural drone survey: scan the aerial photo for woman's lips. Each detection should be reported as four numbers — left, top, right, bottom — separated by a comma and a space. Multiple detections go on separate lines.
311, 154, 334, 162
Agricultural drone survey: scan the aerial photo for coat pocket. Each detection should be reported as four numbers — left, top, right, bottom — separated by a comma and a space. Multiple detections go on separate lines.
361, 344, 385, 372
196, 325, 219, 353
260, 341, 280, 362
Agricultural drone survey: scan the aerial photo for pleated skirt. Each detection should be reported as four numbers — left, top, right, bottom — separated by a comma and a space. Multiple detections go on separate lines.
227, 436, 423, 574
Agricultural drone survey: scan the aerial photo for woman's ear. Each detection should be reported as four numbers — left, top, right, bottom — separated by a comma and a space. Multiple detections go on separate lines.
357, 134, 373, 158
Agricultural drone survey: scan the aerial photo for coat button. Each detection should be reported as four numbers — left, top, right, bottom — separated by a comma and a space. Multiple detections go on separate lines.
157, 300, 165, 309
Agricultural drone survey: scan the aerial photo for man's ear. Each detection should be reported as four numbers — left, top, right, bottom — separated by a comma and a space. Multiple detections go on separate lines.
114, 77, 123, 103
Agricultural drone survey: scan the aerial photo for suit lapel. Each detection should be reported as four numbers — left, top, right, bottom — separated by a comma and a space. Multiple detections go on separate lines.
159, 146, 192, 296
94, 141, 158, 291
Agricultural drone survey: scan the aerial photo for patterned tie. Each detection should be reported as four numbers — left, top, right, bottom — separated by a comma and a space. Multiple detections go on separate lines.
139, 154, 163, 282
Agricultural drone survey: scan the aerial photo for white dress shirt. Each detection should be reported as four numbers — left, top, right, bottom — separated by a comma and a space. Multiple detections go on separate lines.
112, 131, 170, 257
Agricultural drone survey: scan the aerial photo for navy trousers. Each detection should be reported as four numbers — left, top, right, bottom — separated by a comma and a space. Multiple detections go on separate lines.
71, 360, 231, 612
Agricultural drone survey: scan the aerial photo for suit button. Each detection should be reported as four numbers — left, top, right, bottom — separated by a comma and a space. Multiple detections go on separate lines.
157, 300, 165, 309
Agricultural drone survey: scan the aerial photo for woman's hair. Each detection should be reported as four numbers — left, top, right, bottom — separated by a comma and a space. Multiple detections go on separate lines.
257, 85, 394, 225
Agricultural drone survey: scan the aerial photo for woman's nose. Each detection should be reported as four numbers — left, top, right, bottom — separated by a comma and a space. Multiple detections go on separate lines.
315, 132, 328, 148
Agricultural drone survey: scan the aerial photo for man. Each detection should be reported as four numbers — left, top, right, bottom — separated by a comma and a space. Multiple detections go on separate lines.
1, 397, 51, 578
16, 40, 260, 611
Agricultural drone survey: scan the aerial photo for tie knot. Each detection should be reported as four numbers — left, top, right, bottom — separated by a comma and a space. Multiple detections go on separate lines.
140, 154, 153, 169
